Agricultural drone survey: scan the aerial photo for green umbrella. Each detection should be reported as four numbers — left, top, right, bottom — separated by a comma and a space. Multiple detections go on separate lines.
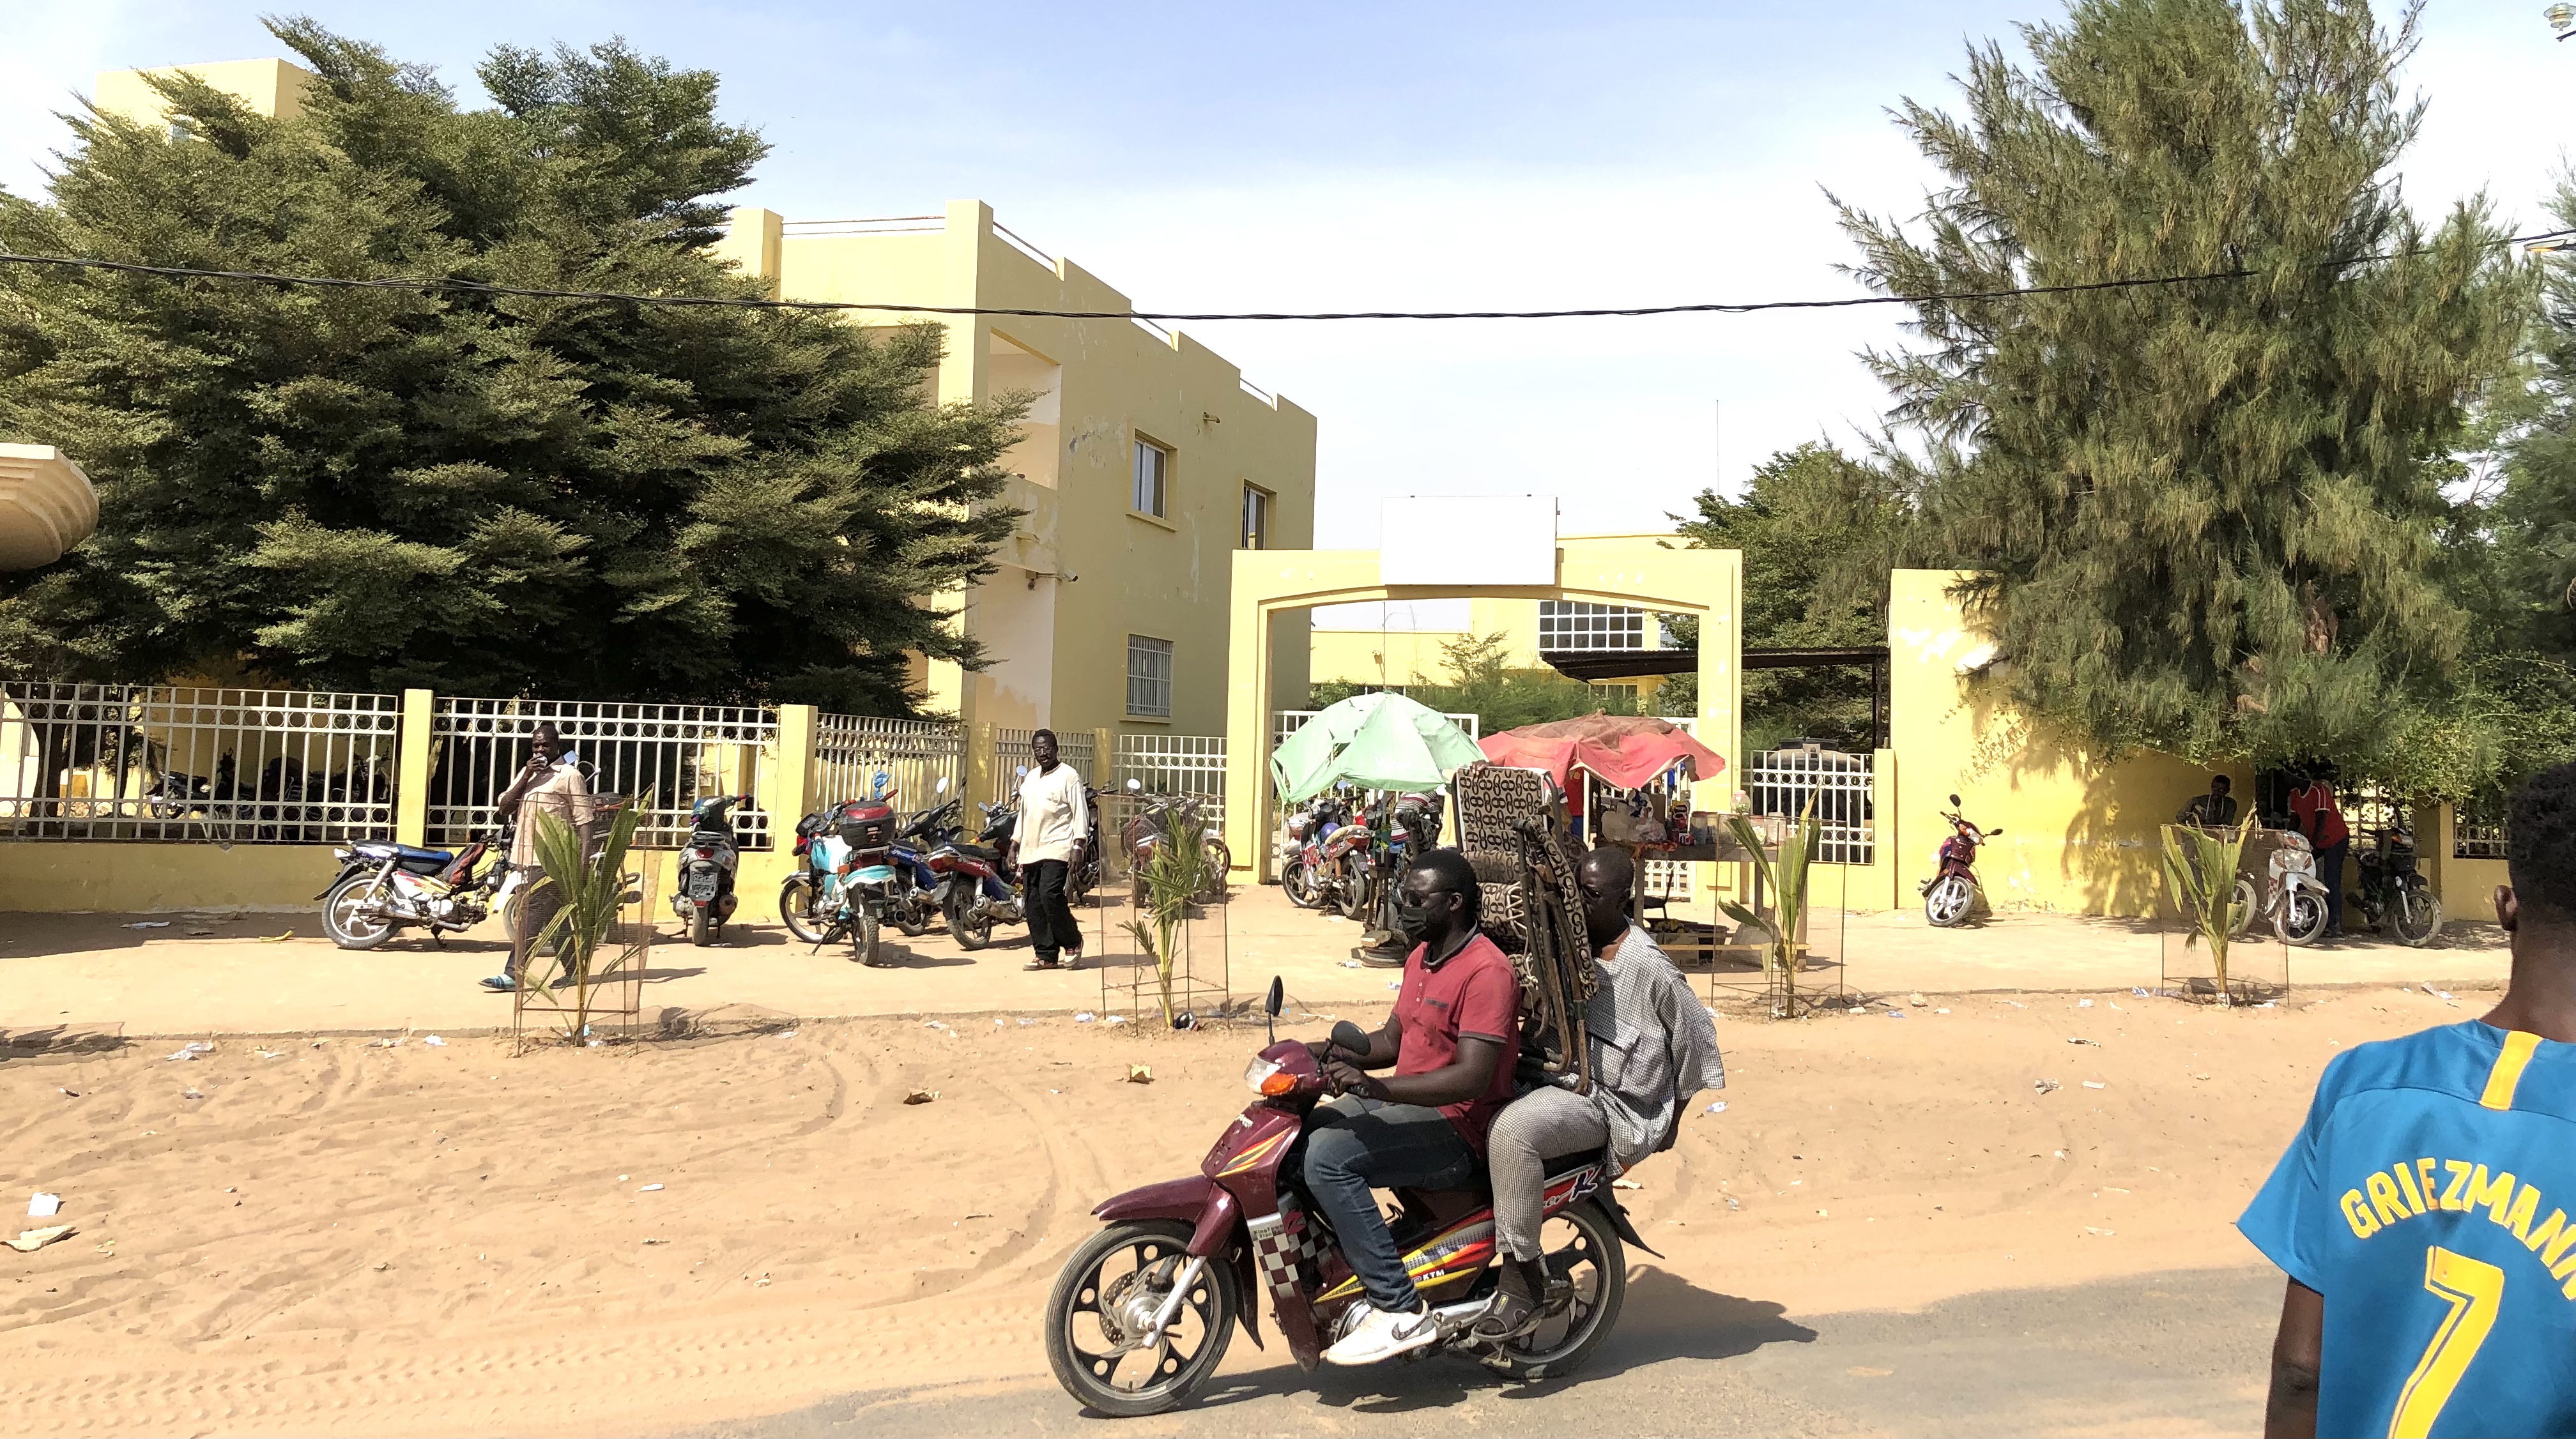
1270, 692, 1483, 802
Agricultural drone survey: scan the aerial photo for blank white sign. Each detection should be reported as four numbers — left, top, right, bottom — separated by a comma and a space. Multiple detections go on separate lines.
1380, 496, 1557, 586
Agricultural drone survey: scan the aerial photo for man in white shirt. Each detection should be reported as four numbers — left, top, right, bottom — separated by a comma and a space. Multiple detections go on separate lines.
1012, 729, 1089, 969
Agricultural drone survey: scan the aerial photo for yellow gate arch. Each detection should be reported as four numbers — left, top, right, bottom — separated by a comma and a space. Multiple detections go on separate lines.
1225, 535, 1742, 883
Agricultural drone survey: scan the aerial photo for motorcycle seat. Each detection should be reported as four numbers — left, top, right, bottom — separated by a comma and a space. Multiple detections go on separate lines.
356, 841, 454, 867
954, 842, 1001, 864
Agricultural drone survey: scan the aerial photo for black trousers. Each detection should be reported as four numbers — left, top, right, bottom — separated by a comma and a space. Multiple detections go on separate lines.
1025, 858, 1081, 961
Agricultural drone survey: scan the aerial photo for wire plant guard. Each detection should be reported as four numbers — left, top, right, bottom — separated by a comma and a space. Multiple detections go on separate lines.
2161, 818, 2281, 1005
1450, 761, 1593, 1092
1112, 793, 1230, 1029
513, 803, 653, 1047
1719, 795, 1820, 1015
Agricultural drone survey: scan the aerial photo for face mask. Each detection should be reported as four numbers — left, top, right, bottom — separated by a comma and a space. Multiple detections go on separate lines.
1395, 895, 1448, 947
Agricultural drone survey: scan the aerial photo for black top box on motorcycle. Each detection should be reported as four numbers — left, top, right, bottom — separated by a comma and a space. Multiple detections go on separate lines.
837, 800, 894, 851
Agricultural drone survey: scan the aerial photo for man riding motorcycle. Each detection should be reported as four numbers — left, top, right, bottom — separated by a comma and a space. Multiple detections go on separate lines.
1298, 847, 1520, 1366
1473, 844, 1725, 1339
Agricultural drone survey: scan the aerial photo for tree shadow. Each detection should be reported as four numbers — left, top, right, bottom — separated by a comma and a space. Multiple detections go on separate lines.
0, 1024, 128, 1063
1172, 1267, 1814, 1419
631, 966, 710, 984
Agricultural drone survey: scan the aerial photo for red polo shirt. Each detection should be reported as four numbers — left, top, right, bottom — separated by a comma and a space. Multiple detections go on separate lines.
1392, 931, 1522, 1155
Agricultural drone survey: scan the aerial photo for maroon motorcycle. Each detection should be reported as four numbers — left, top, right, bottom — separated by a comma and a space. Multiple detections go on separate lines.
1919, 791, 2002, 927
1043, 978, 1640, 1416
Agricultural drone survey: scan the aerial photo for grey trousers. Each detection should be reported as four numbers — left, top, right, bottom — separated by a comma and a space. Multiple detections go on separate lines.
1487, 1086, 1609, 1262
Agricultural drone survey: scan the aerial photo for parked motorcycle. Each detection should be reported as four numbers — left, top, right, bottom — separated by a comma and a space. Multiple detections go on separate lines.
2228, 827, 2329, 947
671, 794, 753, 947
928, 796, 1027, 950
318, 823, 529, 950
1277, 793, 1350, 910
1043, 979, 1636, 1416
1122, 779, 1232, 905
785, 778, 941, 963
1920, 793, 2000, 927
2356, 821, 2443, 947
1286, 791, 1376, 919
887, 788, 963, 938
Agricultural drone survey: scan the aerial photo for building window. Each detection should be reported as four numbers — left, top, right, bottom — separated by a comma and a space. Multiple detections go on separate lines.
1132, 438, 1169, 517
1126, 635, 1174, 717
1241, 484, 1271, 549
1590, 683, 1637, 704
1538, 601, 1644, 651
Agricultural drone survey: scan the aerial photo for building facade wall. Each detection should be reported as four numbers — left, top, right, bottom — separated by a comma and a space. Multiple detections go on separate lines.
717, 202, 1316, 739
95, 58, 312, 128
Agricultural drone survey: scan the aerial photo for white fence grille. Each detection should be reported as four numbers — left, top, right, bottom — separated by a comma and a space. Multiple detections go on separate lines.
2455, 804, 2509, 860
814, 713, 965, 814
1115, 734, 1227, 830
994, 727, 1097, 790
1744, 747, 1874, 865
1270, 708, 1480, 752
0, 683, 401, 843
428, 699, 776, 851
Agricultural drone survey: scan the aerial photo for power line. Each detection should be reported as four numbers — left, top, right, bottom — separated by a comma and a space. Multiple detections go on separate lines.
0, 228, 2566, 322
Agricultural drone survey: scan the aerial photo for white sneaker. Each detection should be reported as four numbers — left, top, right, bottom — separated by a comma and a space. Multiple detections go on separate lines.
1323, 1300, 1440, 1366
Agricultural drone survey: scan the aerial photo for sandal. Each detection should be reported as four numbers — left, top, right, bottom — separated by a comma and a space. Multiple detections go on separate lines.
1024, 957, 1061, 971
1469, 1258, 1546, 1343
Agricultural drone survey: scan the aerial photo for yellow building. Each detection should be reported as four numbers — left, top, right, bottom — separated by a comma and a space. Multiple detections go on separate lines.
1309, 560, 1682, 712
712, 204, 1317, 739
93, 57, 312, 131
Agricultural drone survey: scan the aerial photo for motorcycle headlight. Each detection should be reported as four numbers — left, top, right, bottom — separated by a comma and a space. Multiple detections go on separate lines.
1243, 1056, 1285, 1095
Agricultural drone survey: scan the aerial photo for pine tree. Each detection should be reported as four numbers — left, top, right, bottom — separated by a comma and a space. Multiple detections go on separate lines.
1838, 0, 2528, 776
2497, 178, 2576, 662
0, 19, 1022, 713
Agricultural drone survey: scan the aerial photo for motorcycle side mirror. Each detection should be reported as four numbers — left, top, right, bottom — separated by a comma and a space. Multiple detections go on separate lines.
1330, 1019, 1370, 1058
1264, 975, 1285, 1043
1016, 765, 1029, 779
936, 777, 949, 795
1988, 827, 2005, 837
1949, 793, 1962, 807
1126, 778, 1143, 792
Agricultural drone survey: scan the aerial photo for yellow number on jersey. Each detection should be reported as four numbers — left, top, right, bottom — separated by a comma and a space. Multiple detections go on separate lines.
2388, 1245, 2506, 1439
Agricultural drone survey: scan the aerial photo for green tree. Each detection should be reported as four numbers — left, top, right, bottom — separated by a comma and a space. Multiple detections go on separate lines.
1668, 441, 1910, 749
1308, 631, 1636, 735
0, 19, 1021, 713
1838, 0, 2529, 780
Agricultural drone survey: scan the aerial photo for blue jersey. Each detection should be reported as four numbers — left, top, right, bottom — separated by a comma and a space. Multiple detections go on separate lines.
2241, 1022, 2576, 1438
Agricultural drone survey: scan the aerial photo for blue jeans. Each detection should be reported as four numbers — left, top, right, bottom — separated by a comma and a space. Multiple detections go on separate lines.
1300, 1095, 1478, 1311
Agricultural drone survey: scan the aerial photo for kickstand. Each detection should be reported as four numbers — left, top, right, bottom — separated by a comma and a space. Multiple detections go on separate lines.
429, 932, 445, 948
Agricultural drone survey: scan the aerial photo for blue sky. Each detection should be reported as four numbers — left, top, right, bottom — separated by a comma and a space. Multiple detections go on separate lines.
3, 2, 2566, 614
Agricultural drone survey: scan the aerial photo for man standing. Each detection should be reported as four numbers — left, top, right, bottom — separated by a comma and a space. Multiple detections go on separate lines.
1012, 729, 1087, 970
1473, 845, 1725, 1340
2242, 761, 2576, 1437
2177, 774, 2241, 828
1301, 848, 1521, 1366
479, 722, 594, 993
2288, 772, 2351, 940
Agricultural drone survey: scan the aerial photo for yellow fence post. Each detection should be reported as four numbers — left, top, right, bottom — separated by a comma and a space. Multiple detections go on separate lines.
1092, 727, 1116, 789
970, 722, 996, 807
740, 704, 817, 899
394, 688, 434, 847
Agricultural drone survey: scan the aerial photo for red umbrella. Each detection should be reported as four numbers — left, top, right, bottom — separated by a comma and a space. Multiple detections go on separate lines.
1478, 714, 1725, 792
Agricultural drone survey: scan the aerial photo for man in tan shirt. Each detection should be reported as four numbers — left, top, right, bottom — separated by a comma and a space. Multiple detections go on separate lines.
481, 722, 595, 992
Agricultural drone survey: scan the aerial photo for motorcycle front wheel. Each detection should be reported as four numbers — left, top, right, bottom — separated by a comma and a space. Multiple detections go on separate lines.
779, 874, 831, 944
1484, 1197, 1627, 1383
1044, 1220, 1238, 1419
1281, 858, 1322, 909
1923, 874, 1975, 927
948, 897, 993, 951
852, 907, 882, 965
2279, 889, 2327, 947
2391, 887, 2444, 947
1337, 865, 1374, 922
892, 897, 929, 939
2229, 876, 2258, 940
321, 874, 398, 950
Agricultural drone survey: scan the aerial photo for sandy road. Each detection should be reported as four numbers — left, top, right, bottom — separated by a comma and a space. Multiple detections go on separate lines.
0, 982, 2485, 1436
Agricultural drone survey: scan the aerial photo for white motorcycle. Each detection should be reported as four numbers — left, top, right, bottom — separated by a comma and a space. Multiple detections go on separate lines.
2231, 828, 2329, 947
318, 823, 531, 950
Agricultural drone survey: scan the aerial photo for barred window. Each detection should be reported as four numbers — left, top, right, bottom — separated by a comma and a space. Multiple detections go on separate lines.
1538, 601, 1644, 650
1126, 635, 1174, 718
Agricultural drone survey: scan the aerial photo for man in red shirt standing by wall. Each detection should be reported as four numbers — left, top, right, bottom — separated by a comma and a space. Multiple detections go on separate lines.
1301, 847, 1521, 1366
2288, 770, 2352, 940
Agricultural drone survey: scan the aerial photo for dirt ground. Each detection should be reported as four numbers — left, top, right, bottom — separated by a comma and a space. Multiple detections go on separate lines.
0, 980, 2499, 1437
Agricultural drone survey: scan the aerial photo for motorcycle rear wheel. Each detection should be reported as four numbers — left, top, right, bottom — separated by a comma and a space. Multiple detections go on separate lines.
2392, 887, 2443, 947
1484, 1198, 1627, 1383
1282, 859, 1323, 909
1337, 865, 1374, 922
1044, 1220, 1238, 1419
852, 908, 882, 966
779, 875, 831, 944
2229, 876, 2258, 940
1923, 874, 1975, 927
948, 898, 993, 951
1198, 839, 1232, 901
892, 899, 929, 939
690, 906, 713, 947
321, 875, 398, 950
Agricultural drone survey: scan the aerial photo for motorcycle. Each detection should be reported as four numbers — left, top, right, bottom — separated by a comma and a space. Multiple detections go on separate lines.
1071, 784, 1108, 903
887, 789, 963, 938
318, 823, 530, 950
927, 796, 1027, 950
1122, 779, 1232, 906
1287, 792, 1377, 920
671, 794, 753, 947
2228, 827, 2329, 947
1277, 793, 1350, 911
2356, 821, 2443, 947
1919, 793, 2001, 927
1043, 978, 1636, 1417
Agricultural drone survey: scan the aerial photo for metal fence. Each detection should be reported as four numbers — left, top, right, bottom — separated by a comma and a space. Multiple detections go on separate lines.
994, 726, 1096, 789
0, 682, 401, 843
1114, 733, 1227, 830
1270, 708, 1480, 751
1743, 746, 1875, 865
813, 713, 966, 816
2455, 803, 2509, 860
427, 698, 777, 851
